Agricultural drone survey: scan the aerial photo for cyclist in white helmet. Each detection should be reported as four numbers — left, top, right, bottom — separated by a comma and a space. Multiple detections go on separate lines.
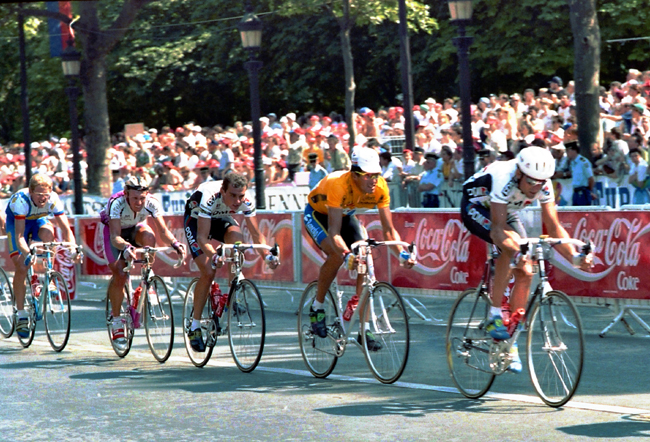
461, 145, 592, 372
100, 175, 187, 344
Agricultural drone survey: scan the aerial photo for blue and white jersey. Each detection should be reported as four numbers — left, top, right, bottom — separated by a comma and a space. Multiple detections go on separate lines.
6, 188, 65, 222
186, 181, 255, 219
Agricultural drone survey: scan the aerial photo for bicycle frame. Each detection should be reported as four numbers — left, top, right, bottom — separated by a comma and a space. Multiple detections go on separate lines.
326, 239, 414, 355
26, 242, 80, 320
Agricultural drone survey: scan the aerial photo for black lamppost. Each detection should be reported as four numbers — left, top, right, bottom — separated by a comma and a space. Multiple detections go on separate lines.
61, 44, 83, 215
448, 0, 475, 180
238, 3, 265, 210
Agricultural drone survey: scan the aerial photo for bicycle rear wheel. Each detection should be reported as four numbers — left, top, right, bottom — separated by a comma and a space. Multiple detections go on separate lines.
144, 276, 174, 363
43, 271, 71, 352
527, 290, 584, 407
182, 278, 216, 367
228, 279, 265, 372
297, 281, 339, 378
17, 276, 37, 348
360, 282, 410, 384
105, 283, 133, 358
446, 288, 496, 399
0, 267, 15, 338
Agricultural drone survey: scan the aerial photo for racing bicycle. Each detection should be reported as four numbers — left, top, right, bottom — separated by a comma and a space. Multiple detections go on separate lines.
105, 246, 183, 362
298, 239, 417, 384
446, 236, 591, 407
182, 243, 279, 372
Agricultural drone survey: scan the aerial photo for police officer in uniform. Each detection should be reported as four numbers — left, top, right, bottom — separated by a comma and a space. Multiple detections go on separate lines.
565, 142, 597, 206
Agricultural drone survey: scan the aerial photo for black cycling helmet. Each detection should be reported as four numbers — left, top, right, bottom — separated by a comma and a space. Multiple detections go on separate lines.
124, 175, 149, 192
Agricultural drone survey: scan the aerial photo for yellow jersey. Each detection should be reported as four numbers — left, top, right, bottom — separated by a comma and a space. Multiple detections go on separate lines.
308, 170, 390, 215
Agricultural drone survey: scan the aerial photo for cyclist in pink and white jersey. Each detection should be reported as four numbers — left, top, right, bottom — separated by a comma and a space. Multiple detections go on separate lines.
100, 176, 186, 344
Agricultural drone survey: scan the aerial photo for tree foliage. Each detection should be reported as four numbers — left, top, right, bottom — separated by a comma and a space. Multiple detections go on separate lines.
1, 0, 650, 154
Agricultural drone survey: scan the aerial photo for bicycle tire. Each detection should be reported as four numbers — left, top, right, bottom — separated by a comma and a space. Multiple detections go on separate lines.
297, 281, 339, 378
360, 282, 410, 384
17, 276, 37, 348
446, 288, 496, 399
43, 271, 71, 352
182, 278, 216, 367
526, 290, 584, 407
228, 279, 265, 373
105, 283, 133, 358
0, 266, 15, 338
144, 275, 174, 363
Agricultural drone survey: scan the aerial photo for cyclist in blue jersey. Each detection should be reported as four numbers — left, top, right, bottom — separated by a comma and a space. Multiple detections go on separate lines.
5, 174, 77, 338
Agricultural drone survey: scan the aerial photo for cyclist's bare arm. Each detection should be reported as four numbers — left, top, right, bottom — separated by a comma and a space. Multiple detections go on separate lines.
327, 207, 349, 257
52, 213, 74, 244
378, 206, 408, 258
245, 215, 271, 261
109, 218, 130, 254
540, 201, 591, 270
13, 218, 30, 257
197, 216, 218, 259
489, 202, 521, 258
151, 215, 180, 248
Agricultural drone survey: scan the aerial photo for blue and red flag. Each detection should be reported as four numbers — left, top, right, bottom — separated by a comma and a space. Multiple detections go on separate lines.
47, 1, 73, 57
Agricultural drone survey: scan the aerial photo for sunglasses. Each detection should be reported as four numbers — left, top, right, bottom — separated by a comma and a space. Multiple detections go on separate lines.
355, 171, 380, 180
523, 175, 545, 186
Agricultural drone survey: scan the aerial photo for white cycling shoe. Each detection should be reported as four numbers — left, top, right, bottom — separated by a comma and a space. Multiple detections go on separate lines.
508, 342, 522, 374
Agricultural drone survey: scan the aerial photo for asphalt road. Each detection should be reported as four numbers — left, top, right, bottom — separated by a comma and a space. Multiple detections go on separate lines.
1, 280, 650, 442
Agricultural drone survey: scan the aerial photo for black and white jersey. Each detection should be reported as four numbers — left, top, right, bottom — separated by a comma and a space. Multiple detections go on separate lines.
185, 181, 255, 219
463, 160, 554, 211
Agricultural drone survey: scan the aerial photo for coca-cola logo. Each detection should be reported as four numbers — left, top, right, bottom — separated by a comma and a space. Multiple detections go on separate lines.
415, 218, 470, 264
574, 217, 648, 268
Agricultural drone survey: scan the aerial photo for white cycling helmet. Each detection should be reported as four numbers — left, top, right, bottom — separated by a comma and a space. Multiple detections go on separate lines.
516, 146, 555, 180
351, 148, 382, 174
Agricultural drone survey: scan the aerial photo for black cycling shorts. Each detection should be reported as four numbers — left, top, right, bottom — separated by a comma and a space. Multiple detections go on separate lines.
183, 214, 239, 259
460, 195, 526, 244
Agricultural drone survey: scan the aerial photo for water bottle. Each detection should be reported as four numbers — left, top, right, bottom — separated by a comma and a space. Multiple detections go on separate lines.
507, 308, 525, 336
130, 286, 142, 328
30, 274, 41, 299
342, 294, 359, 321
212, 283, 228, 318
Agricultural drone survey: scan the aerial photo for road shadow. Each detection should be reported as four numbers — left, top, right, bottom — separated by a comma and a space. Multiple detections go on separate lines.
558, 415, 650, 438
0, 356, 120, 369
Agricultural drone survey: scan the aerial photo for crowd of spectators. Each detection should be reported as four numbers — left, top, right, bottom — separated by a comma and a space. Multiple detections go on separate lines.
1, 69, 649, 207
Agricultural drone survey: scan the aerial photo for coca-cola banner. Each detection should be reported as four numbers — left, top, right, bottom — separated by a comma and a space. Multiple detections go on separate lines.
79, 214, 294, 282
550, 210, 650, 300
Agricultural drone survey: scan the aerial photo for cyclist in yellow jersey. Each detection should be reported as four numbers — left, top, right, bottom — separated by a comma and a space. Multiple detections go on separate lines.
303, 148, 415, 350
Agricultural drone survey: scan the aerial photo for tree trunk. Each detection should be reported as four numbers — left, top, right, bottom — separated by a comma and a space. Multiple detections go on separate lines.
338, 0, 356, 151
568, 0, 600, 159
81, 52, 112, 196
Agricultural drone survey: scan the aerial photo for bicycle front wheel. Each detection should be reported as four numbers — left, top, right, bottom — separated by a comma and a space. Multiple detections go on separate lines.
228, 279, 265, 372
144, 276, 174, 363
17, 276, 37, 348
105, 283, 133, 358
360, 282, 409, 384
43, 271, 71, 352
0, 267, 15, 338
526, 290, 584, 408
446, 288, 496, 399
182, 278, 216, 367
297, 281, 339, 378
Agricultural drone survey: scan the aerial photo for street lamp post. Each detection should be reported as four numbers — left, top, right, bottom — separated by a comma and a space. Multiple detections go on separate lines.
448, 0, 475, 181
61, 44, 83, 215
238, 3, 265, 210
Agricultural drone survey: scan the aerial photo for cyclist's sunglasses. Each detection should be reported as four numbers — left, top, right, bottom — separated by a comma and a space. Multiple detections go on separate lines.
355, 171, 380, 179
523, 175, 545, 186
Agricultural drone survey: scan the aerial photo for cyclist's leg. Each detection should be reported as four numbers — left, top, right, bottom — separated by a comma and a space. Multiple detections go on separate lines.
303, 206, 345, 304
133, 222, 156, 247
8, 218, 43, 311
104, 225, 134, 319
497, 216, 533, 314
